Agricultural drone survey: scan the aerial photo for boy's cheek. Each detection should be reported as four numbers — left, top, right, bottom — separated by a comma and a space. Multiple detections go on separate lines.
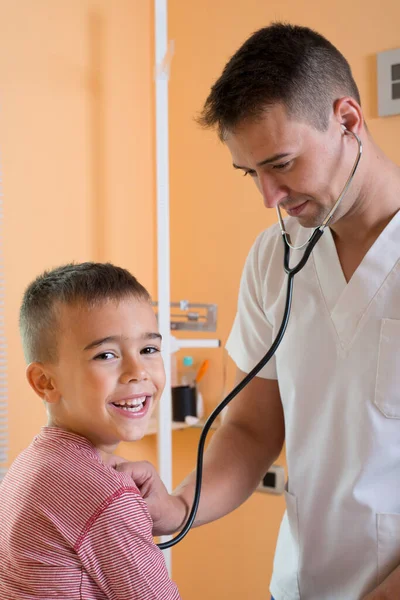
155, 364, 167, 390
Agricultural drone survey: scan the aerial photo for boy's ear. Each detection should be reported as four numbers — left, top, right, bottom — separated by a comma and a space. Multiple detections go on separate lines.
26, 363, 60, 403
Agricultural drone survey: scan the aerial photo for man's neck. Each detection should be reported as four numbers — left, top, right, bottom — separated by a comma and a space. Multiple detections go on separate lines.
329, 143, 400, 281
331, 143, 400, 245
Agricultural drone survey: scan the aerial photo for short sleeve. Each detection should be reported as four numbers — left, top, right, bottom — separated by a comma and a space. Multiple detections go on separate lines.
226, 231, 278, 380
77, 489, 180, 600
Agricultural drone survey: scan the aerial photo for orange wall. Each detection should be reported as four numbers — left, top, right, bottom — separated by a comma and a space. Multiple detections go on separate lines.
2, 2, 400, 600
0, 0, 156, 462
168, 1, 400, 599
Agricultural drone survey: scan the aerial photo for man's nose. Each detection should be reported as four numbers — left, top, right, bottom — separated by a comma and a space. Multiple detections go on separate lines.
259, 173, 288, 209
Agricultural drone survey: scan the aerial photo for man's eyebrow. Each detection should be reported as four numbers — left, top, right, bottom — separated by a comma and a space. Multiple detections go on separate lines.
83, 332, 162, 351
233, 153, 291, 170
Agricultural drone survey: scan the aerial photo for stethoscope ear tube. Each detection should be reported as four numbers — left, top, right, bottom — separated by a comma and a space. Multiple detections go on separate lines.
284, 228, 324, 275
277, 129, 363, 251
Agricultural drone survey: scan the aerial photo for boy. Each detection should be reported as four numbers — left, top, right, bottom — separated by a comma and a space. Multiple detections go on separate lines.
0, 262, 180, 599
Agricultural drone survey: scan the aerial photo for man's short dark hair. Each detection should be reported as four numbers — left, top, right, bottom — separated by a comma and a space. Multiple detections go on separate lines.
19, 262, 151, 363
199, 22, 361, 137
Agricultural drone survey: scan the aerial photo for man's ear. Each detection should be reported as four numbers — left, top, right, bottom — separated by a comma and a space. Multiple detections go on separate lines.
333, 96, 363, 136
26, 363, 60, 403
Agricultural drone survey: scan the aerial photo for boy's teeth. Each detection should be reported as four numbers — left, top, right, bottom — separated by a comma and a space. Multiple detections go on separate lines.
120, 404, 143, 412
131, 397, 146, 406
113, 396, 147, 408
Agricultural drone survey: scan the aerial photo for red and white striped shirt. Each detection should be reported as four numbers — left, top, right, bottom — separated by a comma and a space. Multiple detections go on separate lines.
0, 427, 181, 599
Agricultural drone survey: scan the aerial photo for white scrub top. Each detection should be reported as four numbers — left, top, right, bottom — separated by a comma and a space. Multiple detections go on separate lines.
226, 212, 400, 600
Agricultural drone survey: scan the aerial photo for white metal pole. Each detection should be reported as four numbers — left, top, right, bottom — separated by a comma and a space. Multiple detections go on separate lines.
154, 0, 172, 571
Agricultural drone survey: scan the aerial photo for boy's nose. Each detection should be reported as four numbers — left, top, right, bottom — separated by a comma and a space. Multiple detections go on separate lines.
120, 357, 148, 383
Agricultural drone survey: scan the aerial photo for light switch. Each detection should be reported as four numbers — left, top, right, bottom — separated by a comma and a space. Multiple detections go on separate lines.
377, 48, 400, 117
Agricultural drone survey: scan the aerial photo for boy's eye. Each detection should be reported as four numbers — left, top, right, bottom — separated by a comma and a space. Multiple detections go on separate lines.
243, 169, 257, 178
141, 346, 160, 355
94, 352, 117, 361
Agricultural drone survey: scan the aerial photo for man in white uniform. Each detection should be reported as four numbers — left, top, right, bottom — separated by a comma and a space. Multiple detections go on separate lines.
123, 23, 400, 599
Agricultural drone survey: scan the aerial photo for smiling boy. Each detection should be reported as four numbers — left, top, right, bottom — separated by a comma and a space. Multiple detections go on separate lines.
0, 262, 180, 599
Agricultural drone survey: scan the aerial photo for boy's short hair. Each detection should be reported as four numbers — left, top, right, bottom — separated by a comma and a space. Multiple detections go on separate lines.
19, 262, 151, 364
198, 22, 361, 138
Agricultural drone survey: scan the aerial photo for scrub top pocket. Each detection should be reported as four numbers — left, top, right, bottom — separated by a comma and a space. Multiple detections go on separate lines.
375, 319, 400, 419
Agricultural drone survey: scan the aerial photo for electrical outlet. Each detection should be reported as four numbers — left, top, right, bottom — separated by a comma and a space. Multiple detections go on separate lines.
257, 464, 285, 495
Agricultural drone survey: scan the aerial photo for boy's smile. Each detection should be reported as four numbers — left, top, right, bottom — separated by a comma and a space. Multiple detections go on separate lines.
109, 394, 151, 416
38, 296, 165, 453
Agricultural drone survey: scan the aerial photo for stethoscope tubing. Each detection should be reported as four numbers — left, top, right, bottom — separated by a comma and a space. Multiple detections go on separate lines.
157, 234, 312, 550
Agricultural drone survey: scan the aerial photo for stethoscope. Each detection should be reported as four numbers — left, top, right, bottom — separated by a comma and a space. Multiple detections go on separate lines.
157, 128, 363, 550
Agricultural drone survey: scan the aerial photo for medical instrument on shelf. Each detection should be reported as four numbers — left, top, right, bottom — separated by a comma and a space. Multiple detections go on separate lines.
157, 128, 363, 550
195, 360, 210, 384
153, 301, 217, 332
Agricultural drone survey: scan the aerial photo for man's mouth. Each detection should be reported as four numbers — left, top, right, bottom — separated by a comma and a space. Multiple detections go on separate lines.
284, 201, 308, 217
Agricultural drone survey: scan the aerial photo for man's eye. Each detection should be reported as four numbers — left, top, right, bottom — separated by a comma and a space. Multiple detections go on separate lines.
94, 352, 117, 360
243, 170, 257, 177
272, 161, 292, 171
141, 346, 160, 355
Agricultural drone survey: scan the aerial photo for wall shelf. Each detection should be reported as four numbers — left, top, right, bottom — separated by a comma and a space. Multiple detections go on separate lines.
145, 417, 218, 436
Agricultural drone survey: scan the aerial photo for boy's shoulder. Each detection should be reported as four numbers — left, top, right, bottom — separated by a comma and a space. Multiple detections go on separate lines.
2, 428, 141, 524
0, 429, 150, 569
0, 428, 144, 549
34, 428, 140, 496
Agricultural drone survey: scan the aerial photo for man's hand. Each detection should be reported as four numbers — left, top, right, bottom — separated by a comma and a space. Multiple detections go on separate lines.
114, 460, 189, 536
101, 453, 128, 469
